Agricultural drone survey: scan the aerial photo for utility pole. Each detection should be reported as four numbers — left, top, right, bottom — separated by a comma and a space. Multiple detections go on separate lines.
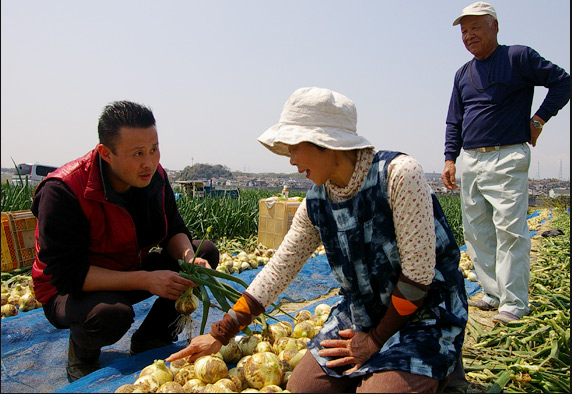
559, 160, 563, 180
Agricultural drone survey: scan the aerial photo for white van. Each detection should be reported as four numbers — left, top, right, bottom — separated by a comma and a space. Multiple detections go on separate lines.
11, 163, 58, 186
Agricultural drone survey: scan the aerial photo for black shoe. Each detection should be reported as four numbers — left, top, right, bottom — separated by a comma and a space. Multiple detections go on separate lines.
66, 338, 101, 382
129, 337, 173, 356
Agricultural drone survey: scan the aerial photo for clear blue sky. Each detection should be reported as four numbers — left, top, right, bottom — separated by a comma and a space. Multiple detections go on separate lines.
1, 1, 570, 179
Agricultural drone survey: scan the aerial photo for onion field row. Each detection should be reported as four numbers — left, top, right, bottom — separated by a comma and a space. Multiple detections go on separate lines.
0, 184, 465, 251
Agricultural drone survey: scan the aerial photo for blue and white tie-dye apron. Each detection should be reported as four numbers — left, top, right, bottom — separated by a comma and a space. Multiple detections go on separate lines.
305, 150, 468, 380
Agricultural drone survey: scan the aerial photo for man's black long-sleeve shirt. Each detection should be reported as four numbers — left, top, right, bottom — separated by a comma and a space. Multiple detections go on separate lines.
31, 161, 191, 297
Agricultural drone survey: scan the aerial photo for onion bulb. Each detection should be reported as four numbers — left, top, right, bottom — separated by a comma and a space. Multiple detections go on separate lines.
255, 341, 274, 354
174, 287, 200, 342
313, 303, 331, 317
182, 378, 207, 393
226, 374, 243, 392
288, 348, 307, 369
294, 310, 312, 324
211, 378, 240, 393
281, 370, 292, 388
314, 313, 328, 326
219, 337, 242, 364
114, 384, 137, 393
175, 287, 200, 315
173, 363, 195, 385
295, 338, 308, 350
238, 335, 260, 357
248, 258, 259, 269
237, 354, 252, 369
231, 355, 252, 389
243, 352, 284, 389
18, 292, 39, 312
259, 384, 283, 393
278, 349, 299, 365
168, 357, 189, 376
1, 293, 8, 307
213, 351, 224, 359
268, 323, 289, 344
139, 359, 174, 386
9, 283, 27, 303
292, 321, 316, 339
133, 374, 160, 393
277, 321, 293, 336
272, 337, 299, 355
194, 355, 228, 384
1, 304, 18, 318
157, 381, 185, 393
228, 366, 248, 391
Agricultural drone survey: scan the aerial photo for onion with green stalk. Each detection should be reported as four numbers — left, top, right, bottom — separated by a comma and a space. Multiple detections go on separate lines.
176, 226, 295, 338
173, 226, 212, 342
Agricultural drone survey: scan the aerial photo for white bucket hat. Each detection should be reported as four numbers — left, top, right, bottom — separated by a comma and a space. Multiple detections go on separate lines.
258, 87, 374, 157
453, 1, 497, 26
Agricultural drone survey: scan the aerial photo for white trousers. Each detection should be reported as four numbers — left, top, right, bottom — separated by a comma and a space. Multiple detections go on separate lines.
460, 143, 531, 317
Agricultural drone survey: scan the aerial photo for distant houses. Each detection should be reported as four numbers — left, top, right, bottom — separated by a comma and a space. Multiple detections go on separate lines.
155, 167, 571, 200
549, 188, 570, 199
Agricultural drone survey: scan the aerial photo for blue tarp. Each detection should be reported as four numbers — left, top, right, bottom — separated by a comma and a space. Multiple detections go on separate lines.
1, 252, 481, 393
1, 254, 341, 393
5, 208, 551, 393
55, 294, 343, 394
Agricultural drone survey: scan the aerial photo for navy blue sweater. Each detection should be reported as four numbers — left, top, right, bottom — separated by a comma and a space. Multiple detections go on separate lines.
445, 45, 570, 162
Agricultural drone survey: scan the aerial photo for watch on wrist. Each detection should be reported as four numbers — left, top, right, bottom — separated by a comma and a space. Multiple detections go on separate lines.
531, 119, 543, 129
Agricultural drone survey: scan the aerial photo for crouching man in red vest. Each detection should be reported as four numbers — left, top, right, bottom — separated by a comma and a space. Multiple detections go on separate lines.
31, 100, 219, 382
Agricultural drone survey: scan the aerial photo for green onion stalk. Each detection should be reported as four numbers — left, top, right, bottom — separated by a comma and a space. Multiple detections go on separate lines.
176, 226, 294, 341
173, 226, 213, 342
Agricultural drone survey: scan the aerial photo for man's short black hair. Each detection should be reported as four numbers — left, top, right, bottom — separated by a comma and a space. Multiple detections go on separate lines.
97, 101, 156, 152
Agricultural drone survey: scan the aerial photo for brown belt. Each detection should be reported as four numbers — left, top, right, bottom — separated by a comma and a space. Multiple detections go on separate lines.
467, 144, 516, 153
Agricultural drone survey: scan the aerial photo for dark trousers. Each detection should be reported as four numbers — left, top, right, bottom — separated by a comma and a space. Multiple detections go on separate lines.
42, 240, 219, 362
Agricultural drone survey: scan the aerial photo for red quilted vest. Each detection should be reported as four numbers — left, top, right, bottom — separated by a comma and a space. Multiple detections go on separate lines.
31, 149, 167, 303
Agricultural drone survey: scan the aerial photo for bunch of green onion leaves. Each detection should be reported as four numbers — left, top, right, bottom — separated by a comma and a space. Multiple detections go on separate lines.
177, 226, 293, 337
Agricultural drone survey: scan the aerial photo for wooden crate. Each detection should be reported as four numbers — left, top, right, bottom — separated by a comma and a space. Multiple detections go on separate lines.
1, 215, 18, 272
257, 199, 301, 250
1, 210, 37, 271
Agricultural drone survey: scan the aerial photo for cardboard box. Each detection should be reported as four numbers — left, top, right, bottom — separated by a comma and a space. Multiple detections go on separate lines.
257, 199, 301, 250
1, 210, 37, 272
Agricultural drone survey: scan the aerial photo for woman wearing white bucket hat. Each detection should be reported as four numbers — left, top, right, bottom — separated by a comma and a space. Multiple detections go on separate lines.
167, 87, 468, 393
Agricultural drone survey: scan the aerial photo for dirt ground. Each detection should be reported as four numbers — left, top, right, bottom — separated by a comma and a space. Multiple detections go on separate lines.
274, 215, 556, 393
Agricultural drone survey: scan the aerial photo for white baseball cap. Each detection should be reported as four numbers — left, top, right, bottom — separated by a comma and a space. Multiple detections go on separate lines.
453, 1, 497, 26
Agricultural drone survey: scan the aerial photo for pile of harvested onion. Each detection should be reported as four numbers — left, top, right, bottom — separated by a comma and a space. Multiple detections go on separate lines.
1, 274, 42, 318
115, 303, 333, 393
216, 244, 326, 275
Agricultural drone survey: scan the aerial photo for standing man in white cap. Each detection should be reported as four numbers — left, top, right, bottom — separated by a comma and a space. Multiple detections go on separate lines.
442, 2, 570, 324
168, 87, 468, 392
